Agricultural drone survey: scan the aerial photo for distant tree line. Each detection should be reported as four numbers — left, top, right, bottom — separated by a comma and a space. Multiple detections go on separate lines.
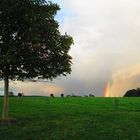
124, 88, 140, 97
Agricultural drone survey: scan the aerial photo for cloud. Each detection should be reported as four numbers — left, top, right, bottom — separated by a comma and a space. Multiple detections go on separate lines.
109, 65, 140, 97
0, 81, 64, 96
9, 81, 64, 96
55, 0, 140, 96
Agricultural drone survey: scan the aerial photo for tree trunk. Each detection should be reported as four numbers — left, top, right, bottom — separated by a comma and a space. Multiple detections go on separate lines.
2, 74, 9, 120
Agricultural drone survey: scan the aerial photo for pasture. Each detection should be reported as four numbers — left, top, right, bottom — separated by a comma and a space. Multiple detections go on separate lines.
0, 97, 140, 140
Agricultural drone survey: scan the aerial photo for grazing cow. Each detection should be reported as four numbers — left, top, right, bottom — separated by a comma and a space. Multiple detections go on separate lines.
50, 94, 54, 98
84, 95, 88, 97
66, 95, 71, 97
18, 92, 23, 100
9, 91, 14, 96
89, 94, 95, 97
61, 93, 64, 98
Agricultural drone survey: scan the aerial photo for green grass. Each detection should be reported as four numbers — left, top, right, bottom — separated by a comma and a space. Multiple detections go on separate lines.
0, 97, 140, 140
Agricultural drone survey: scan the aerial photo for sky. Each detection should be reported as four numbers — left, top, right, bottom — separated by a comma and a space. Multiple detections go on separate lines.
1, 0, 140, 97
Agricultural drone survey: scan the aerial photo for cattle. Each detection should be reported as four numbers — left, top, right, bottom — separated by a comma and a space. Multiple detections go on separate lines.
9, 91, 14, 96
61, 93, 64, 98
18, 92, 23, 100
50, 94, 54, 98
84, 95, 88, 97
66, 95, 71, 97
89, 94, 95, 97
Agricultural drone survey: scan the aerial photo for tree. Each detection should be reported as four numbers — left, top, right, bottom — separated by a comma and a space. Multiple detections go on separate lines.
0, 0, 73, 120
123, 88, 140, 97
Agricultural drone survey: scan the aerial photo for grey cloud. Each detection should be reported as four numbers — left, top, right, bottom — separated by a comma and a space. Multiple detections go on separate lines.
56, 0, 140, 96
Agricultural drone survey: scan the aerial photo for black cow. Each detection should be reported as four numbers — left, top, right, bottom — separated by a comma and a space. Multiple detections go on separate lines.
50, 94, 54, 98
18, 93, 23, 100
89, 94, 95, 97
61, 93, 64, 98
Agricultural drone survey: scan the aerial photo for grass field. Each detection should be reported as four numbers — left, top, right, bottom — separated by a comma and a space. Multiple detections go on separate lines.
0, 97, 140, 140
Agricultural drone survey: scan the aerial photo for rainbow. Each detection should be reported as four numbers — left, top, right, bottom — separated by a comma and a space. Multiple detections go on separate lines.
103, 81, 110, 97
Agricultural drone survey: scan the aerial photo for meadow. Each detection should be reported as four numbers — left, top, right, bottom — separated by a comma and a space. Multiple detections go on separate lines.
0, 97, 140, 140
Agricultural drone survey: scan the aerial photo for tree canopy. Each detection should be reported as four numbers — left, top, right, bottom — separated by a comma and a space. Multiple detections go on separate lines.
124, 88, 140, 97
0, 0, 73, 81
0, 0, 73, 120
